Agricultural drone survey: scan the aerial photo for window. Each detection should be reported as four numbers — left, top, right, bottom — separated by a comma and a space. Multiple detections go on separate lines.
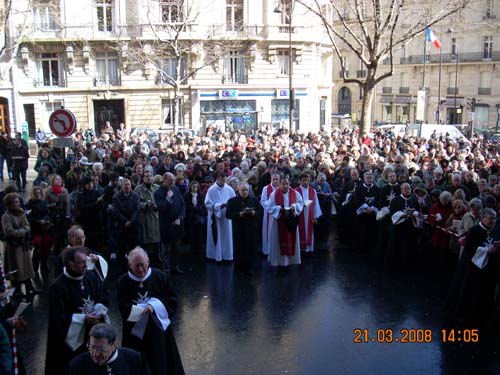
480, 71, 491, 88
320, 4, 333, 23
44, 101, 63, 126
34, 3, 58, 31
278, 50, 289, 75
278, 0, 292, 24
400, 72, 408, 88
37, 53, 63, 87
486, 0, 494, 18
96, 0, 113, 32
341, 56, 348, 74
226, 0, 244, 31
162, 99, 182, 128
95, 52, 119, 86
451, 38, 457, 56
475, 106, 489, 129
160, 57, 185, 82
224, 50, 246, 83
161, 0, 183, 23
359, 86, 363, 100
483, 36, 493, 59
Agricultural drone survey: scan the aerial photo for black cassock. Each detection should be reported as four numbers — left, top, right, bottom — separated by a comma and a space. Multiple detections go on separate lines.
45, 270, 108, 375
376, 183, 401, 258
386, 194, 419, 267
353, 183, 380, 252
226, 194, 262, 270
66, 348, 151, 375
444, 224, 499, 325
117, 268, 185, 375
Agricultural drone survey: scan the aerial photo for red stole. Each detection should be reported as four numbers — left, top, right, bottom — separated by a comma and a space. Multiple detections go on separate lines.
275, 188, 297, 256
298, 186, 315, 250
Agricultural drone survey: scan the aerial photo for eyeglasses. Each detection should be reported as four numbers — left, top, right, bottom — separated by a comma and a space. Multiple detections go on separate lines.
87, 342, 113, 354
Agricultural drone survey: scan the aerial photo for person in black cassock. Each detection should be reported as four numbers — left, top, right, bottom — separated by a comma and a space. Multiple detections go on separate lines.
45, 247, 109, 375
66, 323, 151, 375
444, 208, 499, 327
352, 171, 380, 252
117, 247, 185, 375
226, 182, 262, 273
386, 183, 420, 268
154, 172, 186, 274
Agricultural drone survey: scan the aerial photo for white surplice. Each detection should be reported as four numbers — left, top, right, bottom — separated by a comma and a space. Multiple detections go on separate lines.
260, 183, 278, 255
267, 189, 304, 266
298, 185, 322, 252
205, 183, 236, 261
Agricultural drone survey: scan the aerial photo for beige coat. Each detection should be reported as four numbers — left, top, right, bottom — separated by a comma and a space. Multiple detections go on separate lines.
2, 211, 34, 282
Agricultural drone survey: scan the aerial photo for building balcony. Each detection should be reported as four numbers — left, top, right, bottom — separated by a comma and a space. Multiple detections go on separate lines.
94, 78, 121, 87
394, 51, 500, 65
399, 87, 409, 94
478, 87, 491, 95
356, 70, 367, 78
447, 87, 459, 95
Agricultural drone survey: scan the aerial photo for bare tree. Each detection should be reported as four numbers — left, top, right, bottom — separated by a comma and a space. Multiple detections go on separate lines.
298, 0, 469, 134
119, 0, 250, 132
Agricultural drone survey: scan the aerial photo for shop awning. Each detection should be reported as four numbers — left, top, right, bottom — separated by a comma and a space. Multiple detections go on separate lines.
443, 97, 465, 106
475, 103, 490, 107
380, 95, 393, 104
393, 96, 413, 105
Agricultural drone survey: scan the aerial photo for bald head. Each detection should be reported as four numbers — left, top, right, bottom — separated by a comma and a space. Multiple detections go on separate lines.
128, 247, 150, 278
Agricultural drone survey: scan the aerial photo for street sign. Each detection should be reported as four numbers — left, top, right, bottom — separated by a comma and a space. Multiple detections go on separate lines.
52, 137, 74, 148
416, 90, 427, 122
49, 108, 77, 137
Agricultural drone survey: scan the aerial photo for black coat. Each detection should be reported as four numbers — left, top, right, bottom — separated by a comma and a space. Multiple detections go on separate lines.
154, 185, 185, 244
183, 191, 206, 225
10, 144, 29, 170
226, 194, 261, 265
445, 224, 499, 324
66, 348, 151, 375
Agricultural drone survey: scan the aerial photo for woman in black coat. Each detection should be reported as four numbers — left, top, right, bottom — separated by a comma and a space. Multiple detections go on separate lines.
26, 186, 54, 282
184, 181, 207, 253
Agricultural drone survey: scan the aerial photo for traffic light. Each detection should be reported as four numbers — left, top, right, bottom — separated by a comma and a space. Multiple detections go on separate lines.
466, 97, 476, 112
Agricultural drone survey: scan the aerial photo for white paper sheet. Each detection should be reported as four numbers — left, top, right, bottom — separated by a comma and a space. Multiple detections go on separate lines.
127, 305, 145, 322
471, 246, 489, 270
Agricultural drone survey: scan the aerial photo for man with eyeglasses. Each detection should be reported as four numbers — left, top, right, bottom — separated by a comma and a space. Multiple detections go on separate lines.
67, 323, 150, 374
45, 247, 109, 375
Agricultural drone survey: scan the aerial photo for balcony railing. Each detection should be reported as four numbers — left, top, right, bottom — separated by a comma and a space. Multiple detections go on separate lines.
94, 78, 121, 87
395, 51, 500, 65
382, 87, 392, 94
399, 87, 409, 94
478, 87, 491, 95
357, 70, 367, 78
447, 87, 459, 95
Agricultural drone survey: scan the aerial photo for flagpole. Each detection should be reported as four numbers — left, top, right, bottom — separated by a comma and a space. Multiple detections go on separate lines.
437, 40, 442, 124
422, 33, 427, 89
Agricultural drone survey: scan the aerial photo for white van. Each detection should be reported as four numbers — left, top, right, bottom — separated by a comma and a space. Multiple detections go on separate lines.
406, 124, 470, 144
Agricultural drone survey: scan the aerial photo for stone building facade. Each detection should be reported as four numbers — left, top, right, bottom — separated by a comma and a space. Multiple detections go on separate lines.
0, 0, 333, 137
332, 0, 500, 132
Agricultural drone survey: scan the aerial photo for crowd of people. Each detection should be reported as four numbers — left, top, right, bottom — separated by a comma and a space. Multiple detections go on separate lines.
0, 121, 499, 374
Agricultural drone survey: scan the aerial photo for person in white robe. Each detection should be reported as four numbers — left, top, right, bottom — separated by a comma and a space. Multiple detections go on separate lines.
205, 172, 236, 261
260, 173, 281, 255
297, 173, 322, 253
267, 177, 304, 267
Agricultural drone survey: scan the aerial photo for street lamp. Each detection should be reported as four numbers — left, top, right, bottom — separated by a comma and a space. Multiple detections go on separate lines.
274, 0, 295, 133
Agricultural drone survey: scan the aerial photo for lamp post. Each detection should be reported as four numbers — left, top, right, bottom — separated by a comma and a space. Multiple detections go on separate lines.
274, 1, 294, 133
